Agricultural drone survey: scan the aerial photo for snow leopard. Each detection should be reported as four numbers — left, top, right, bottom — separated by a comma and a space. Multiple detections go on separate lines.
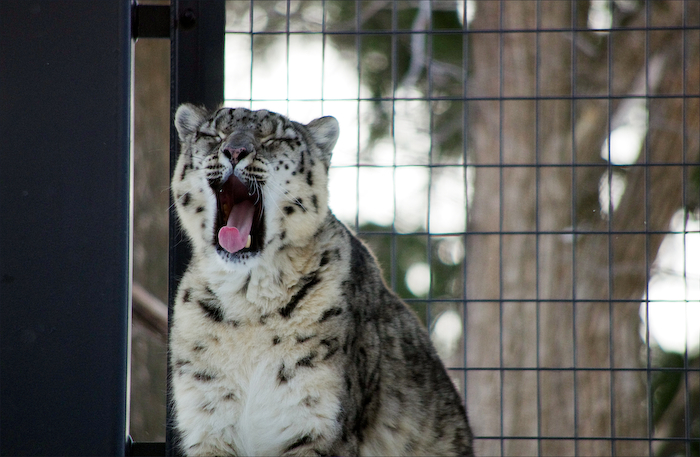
170, 104, 474, 456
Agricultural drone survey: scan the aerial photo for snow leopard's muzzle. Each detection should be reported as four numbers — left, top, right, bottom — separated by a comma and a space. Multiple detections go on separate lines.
213, 132, 265, 258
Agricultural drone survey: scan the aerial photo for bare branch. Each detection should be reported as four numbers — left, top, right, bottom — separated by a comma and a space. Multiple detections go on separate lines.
132, 282, 168, 340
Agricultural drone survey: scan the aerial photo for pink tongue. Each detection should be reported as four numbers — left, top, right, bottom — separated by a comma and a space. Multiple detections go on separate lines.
217, 200, 255, 253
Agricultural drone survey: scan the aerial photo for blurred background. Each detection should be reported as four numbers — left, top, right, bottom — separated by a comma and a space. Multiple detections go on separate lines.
131, 1, 699, 455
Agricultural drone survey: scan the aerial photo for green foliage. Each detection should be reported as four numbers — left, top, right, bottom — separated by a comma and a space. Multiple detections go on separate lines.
651, 351, 700, 456
652, 352, 685, 424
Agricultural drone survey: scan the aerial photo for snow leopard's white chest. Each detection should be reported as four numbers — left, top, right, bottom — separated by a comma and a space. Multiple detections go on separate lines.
171, 289, 344, 457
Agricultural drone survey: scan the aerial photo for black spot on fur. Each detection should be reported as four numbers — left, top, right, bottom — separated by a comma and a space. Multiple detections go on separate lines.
196, 206, 204, 213
295, 333, 315, 343
312, 224, 325, 241
279, 272, 321, 318
259, 313, 271, 325
223, 392, 237, 401
349, 235, 369, 277
193, 371, 215, 382
320, 248, 341, 267
319, 306, 343, 322
179, 166, 188, 182
201, 402, 216, 415
296, 351, 317, 368
284, 435, 313, 454
273, 336, 281, 345
277, 364, 290, 384
303, 395, 319, 407
174, 359, 191, 370
293, 199, 307, 212
240, 273, 251, 295
228, 320, 240, 327
321, 337, 340, 360
198, 299, 224, 322
183, 289, 192, 303
306, 170, 313, 186
284, 206, 294, 215
312, 194, 318, 212
192, 343, 207, 352
280, 230, 286, 241
181, 192, 191, 206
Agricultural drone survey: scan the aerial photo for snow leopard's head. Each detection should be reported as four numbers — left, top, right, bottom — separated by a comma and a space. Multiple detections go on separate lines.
173, 105, 339, 267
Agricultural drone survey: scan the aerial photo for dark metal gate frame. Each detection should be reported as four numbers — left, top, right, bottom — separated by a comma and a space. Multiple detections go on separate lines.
0, 1, 224, 455
167, 2, 225, 456
0, 1, 132, 455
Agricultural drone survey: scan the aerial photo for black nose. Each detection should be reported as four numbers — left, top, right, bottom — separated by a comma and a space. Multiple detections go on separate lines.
223, 146, 249, 164
222, 131, 256, 165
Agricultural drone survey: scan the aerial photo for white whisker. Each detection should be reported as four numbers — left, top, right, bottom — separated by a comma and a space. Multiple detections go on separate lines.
264, 179, 309, 214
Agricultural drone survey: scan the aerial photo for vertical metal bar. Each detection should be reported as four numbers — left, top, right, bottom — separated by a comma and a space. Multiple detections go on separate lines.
285, 0, 291, 114
534, 4, 543, 455
168, 1, 225, 455
606, 1, 616, 453
570, 2, 580, 455
498, 2, 506, 454
354, 0, 361, 233
680, 3, 692, 455
460, 0, 471, 427
0, 1, 131, 455
321, 0, 328, 115
425, 1, 434, 333
391, 0, 399, 292
643, 1, 653, 454
248, 0, 254, 108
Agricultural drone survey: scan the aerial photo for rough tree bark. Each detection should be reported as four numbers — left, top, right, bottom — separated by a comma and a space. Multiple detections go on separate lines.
465, 2, 699, 456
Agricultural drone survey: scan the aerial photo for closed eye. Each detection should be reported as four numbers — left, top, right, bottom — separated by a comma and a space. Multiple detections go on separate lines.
195, 131, 222, 144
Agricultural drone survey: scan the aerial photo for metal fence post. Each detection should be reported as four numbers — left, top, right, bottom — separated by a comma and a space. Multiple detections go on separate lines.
0, 1, 132, 455
168, 1, 225, 455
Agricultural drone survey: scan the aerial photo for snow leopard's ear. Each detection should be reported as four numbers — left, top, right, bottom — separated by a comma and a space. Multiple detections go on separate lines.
175, 104, 208, 142
306, 116, 339, 168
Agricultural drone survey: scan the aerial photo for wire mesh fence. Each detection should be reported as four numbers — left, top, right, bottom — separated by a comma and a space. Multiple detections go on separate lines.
216, 1, 700, 456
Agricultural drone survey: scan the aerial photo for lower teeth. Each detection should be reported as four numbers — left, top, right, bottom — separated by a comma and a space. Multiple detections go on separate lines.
245, 235, 252, 249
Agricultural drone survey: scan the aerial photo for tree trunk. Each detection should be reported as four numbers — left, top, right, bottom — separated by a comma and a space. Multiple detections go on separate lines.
464, 2, 699, 456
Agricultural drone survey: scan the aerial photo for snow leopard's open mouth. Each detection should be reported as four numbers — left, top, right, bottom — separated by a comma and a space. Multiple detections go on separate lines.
214, 173, 265, 256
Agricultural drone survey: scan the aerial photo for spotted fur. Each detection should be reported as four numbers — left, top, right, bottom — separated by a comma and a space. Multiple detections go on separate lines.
171, 105, 474, 456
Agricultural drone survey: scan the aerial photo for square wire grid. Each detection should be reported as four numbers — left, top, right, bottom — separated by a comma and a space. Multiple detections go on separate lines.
223, 1, 700, 456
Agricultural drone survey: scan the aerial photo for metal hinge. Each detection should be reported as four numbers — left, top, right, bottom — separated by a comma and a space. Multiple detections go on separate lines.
132, 3, 170, 39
